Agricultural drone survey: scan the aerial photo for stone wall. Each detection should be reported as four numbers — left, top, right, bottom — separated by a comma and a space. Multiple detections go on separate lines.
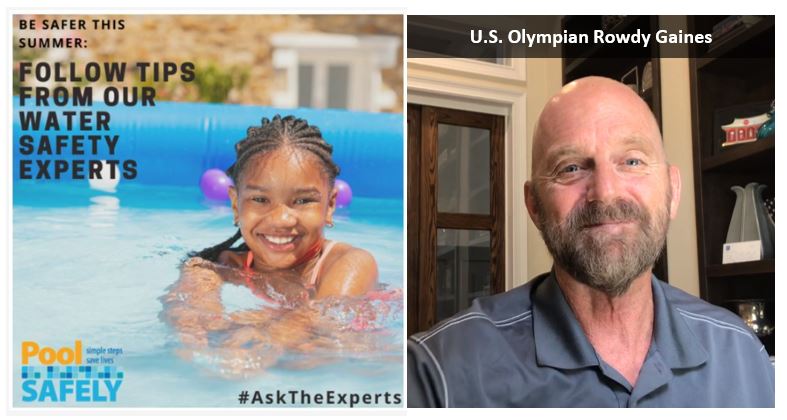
14, 14, 403, 113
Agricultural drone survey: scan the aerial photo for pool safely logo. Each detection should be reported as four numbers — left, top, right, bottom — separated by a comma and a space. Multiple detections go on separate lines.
20, 340, 123, 403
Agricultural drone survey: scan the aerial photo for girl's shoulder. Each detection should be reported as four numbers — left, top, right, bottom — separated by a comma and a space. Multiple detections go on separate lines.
322, 241, 374, 265
316, 242, 378, 298
217, 249, 246, 268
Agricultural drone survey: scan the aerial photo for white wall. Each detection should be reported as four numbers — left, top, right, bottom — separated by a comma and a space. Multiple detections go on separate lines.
660, 57, 700, 297
522, 58, 563, 285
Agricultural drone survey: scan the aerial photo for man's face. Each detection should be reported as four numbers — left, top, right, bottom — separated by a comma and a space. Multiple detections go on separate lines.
526, 78, 680, 296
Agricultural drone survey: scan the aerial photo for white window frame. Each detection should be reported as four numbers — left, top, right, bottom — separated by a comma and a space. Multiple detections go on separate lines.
272, 33, 400, 112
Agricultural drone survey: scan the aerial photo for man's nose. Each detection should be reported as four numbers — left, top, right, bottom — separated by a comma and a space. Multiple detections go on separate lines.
586, 162, 623, 204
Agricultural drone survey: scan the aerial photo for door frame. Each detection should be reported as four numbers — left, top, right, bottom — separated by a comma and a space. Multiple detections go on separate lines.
408, 59, 528, 290
409, 105, 506, 333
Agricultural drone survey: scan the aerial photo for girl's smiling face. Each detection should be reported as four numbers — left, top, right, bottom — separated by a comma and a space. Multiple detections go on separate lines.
229, 146, 337, 271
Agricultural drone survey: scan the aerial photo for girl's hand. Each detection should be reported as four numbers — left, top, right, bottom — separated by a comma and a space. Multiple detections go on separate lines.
244, 271, 310, 308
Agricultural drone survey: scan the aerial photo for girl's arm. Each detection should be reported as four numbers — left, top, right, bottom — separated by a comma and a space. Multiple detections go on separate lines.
160, 258, 231, 346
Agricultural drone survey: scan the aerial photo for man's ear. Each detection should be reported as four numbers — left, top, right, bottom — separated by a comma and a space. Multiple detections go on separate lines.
228, 186, 240, 225
668, 164, 682, 220
524, 181, 541, 228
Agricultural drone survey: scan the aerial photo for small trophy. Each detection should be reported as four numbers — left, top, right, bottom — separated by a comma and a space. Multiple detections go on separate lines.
640, 61, 653, 94
723, 182, 775, 263
734, 300, 774, 337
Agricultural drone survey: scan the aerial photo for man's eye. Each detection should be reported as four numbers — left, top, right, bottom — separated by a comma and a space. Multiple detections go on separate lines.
294, 198, 316, 205
625, 158, 642, 166
252, 197, 269, 204
560, 164, 580, 173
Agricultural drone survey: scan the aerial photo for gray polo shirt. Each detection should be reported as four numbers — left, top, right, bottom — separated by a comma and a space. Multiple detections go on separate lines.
408, 272, 775, 407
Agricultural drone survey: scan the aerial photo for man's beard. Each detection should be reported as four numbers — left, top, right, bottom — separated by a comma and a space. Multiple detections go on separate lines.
533, 190, 670, 297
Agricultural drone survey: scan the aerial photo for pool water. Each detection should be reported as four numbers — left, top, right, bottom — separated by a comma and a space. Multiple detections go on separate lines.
12, 183, 404, 407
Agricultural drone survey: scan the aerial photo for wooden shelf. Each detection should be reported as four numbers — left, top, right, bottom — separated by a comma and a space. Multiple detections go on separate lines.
707, 260, 774, 279
564, 15, 652, 76
701, 135, 774, 171
689, 16, 775, 355
697, 16, 775, 70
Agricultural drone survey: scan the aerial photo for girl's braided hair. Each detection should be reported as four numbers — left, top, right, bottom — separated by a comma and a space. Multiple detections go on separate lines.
189, 115, 340, 262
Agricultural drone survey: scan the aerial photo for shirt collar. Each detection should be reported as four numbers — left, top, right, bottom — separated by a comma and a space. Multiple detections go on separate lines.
532, 271, 708, 370
532, 271, 599, 369
650, 277, 708, 369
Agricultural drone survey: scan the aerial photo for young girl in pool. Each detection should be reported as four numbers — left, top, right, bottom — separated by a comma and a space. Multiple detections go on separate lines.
198, 114, 377, 299
161, 115, 388, 376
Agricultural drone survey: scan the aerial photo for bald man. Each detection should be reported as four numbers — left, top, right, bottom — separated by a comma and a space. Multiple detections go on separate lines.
407, 77, 774, 407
